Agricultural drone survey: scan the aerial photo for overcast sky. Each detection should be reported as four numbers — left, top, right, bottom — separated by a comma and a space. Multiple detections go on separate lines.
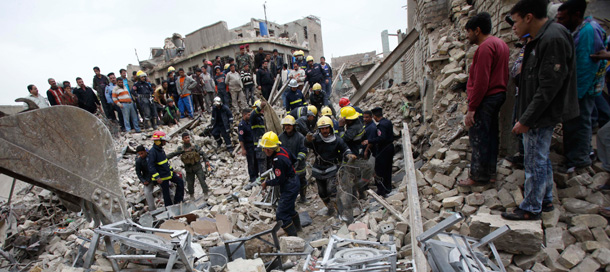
0, 0, 406, 106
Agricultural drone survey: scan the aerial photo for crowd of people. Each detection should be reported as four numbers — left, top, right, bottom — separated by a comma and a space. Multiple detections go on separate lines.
460, 0, 610, 220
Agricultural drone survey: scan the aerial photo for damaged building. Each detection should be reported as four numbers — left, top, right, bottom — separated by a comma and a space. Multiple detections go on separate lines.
136, 16, 323, 85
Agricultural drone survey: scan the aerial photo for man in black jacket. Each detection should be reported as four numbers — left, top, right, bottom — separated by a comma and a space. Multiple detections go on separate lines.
279, 115, 308, 203
211, 97, 234, 152
502, 0, 577, 220
257, 60, 274, 100
362, 107, 395, 198
73, 77, 101, 114
135, 145, 156, 211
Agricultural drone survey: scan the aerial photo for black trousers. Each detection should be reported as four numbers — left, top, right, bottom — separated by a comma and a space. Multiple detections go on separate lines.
469, 92, 506, 182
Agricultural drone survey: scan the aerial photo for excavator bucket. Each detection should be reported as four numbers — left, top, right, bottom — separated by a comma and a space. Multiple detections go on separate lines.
0, 106, 128, 225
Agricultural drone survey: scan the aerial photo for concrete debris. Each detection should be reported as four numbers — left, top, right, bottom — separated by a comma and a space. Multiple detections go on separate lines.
226, 257, 266, 272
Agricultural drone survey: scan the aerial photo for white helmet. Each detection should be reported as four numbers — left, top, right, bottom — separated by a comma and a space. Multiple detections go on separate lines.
213, 97, 222, 105
288, 79, 298, 88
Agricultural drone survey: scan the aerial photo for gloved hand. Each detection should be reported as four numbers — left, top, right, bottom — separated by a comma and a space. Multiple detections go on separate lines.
347, 154, 357, 162
294, 158, 304, 168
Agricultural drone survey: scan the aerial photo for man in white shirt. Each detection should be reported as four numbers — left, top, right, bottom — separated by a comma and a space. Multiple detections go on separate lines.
25, 84, 50, 109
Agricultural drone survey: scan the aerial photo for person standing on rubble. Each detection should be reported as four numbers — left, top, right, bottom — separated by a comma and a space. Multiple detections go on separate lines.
135, 145, 156, 211
148, 131, 185, 206
167, 132, 211, 199
279, 115, 309, 203
257, 60, 274, 100
457, 12, 509, 187
105, 73, 126, 132
285, 79, 305, 112
309, 83, 327, 115
166, 67, 179, 102
285, 63, 306, 109
362, 110, 377, 158
113, 78, 141, 133
175, 68, 196, 119
502, 0, 578, 220
214, 66, 230, 106
211, 97, 234, 153
254, 47, 266, 71
226, 64, 245, 111
154, 81, 168, 119
320, 57, 333, 101
201, 65, 216, 112
133, 71, 158, 130
241, 63, 255, 106
556, 0, 608, 174
92, 66, 114, 121
270, 49, 284, 81
361, 107, 394, 197
251, 100, 268, 174
239, 108, 258, 182
191, 68, 206, 116
73, 77, 102, 114
259, 131, 302, 236
237, 45, 253, 72
305, 116, 356, 216
305, 56, 325, 91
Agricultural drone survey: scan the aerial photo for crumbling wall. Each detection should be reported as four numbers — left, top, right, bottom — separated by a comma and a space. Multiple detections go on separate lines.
184, 21, 233, 56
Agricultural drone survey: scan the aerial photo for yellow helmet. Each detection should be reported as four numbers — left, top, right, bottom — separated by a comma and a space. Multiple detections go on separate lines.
259, 131, 281, 149
321, 106, 332, 116
294, 50, 304, 57
136, 70, 147, 77
253, 100, 262, 108
307, 105, 318, 116
168, 66, 176, 72
224, 63, 230, 70
306, 55, 314, 62
317, 116, 334, 129
281, 115, 296, 126
312, 83, 322, 91
340, 106, 359, 120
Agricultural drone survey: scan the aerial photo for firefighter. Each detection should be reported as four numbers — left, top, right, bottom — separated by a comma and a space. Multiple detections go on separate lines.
339, 106, 366, 156
288, 105, 317, 120
251, 100, 268, 174
279, 115, 308, 203
148, 131, 185, 206
293, 50, 307, 70
309, 83, 327, 114
305, 116, 356, 216
259, 132, 301, 236
362, 107, 395, 197
305, 56, 324, 90
211, 97, 233, 152
167, 132, 211, 199
296, 110, 317, 136
321, 106, 341, 134
285, 79, 305, 112
339, 97, 363, 122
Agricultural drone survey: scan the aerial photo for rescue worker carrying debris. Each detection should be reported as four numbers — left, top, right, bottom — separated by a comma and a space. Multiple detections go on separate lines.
148, 131, 185, 206
340, 106, 374, 202
167, 132, 212, 199
259, 131, 302, 236
279, 115, 309, 203
305, 116, 356, 216
251, 100, 268, 174
211, 97, 233, 152
285, 79, 305, 112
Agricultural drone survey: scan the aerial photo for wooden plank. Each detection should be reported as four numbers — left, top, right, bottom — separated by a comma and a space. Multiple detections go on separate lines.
267, 77, 281, 104
366, 189, 406, 222
270, 80, 290, 106
402, 121, 427, 271
330, 63, 346, 92
350, 29, 419, 106
167, 117, 198, 138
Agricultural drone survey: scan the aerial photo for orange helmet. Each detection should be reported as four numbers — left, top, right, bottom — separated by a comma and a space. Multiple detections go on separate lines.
339, 97, 350, 108
152, 131, 167, 141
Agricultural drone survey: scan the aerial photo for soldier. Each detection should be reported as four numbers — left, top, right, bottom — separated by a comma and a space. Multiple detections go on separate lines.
148, 131, 185, 206
259, 132, 301, 236
168, 132, 211, 199
279, 115, 308, 203
305, 116, 356, 216
211, 97, 234, 152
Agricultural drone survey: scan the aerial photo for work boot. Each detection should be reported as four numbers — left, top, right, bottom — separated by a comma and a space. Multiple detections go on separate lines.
298, 188, 307, 203
325, 201, 336, 217
282, 222, 298, 236
292, 213, 302, 232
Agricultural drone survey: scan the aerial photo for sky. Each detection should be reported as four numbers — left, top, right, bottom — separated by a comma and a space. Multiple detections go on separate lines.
0, 0, 407, 106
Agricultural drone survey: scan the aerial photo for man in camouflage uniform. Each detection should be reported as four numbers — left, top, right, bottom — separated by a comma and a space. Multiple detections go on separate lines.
168, 132, 211, 198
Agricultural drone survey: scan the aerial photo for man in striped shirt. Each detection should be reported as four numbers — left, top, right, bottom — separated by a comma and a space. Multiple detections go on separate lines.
113, 78, 141, 133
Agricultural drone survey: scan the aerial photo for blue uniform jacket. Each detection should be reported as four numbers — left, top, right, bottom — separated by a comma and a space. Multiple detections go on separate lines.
305, 63, 324, 85
211, 104, 233, 130
148, 144, 174, 181
265, 147, 299, 193
285, 89, 305, 111
250, 107, 266, 143
238, 119, 254, 149
369, 118, 394, 156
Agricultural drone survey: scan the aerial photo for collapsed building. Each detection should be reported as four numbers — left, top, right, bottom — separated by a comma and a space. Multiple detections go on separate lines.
2, 1, 610, 272
133, 16, 324, 85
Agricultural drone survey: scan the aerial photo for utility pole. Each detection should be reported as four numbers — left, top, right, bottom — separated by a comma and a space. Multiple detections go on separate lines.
263, 2, 269, 37
134, 48, 140, 63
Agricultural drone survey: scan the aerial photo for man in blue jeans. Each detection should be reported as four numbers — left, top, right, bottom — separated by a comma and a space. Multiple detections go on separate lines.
503, 0, 578, 220
556, 0, 608, 174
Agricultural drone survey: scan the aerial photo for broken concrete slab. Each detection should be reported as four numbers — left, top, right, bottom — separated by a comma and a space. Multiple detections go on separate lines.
279, 236, 305, 253
469, 212, 543, 255
562, 198, 600, 214
226, 257, 265, 272
570, 214, 608, 228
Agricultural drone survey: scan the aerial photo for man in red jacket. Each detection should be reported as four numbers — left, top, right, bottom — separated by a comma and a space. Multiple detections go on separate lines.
458, 12, 510, 187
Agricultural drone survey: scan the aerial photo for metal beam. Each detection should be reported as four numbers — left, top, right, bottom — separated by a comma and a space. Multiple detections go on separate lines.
402, 121, 428, 271
350, 29, 419, 106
